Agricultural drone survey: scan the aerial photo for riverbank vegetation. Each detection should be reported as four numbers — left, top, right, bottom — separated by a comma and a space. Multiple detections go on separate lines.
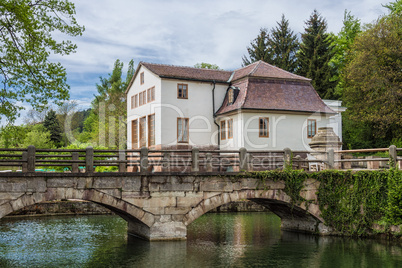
241, 169, 402, 237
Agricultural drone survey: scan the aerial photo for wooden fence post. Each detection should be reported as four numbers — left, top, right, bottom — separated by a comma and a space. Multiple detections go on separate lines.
206, 153, 213, 172
119, 150, 126, 172
86, 146, 94, 174
191, 147, 199, 172
239, 147, 248, 171
140, 147, 149, 173
72, 152, 79, 173
389, 145, 397, 169
22, 151, 28, 173
27, 145, 36, 173
283, 148, 292, 170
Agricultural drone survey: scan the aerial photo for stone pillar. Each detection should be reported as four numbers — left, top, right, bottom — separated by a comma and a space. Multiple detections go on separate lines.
127, 218, 187, 241
309, 127, 342, 170
27, 145, 36, 173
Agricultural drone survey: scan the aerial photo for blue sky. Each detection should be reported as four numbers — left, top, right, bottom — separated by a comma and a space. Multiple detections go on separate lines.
15, 0, 388, 123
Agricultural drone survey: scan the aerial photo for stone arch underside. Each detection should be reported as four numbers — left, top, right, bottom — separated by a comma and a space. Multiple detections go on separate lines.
0, 189, 154, 229
184, 189, 327, 234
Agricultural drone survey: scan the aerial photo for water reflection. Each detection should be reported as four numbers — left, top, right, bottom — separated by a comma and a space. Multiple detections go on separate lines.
0, 213, 401, 267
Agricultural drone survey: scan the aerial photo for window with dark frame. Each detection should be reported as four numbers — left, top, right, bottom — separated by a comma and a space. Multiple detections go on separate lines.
131, 119, 138, 148
307, 119, 317, 138
177, 84, 188, 99
140, 72, 144, 85
228, 119, 233, 139
220, 120, 226, 140
259, 117, 269, 137
148, 114, 155, 146
139, 116, 146, 147
177, 118, 189, 143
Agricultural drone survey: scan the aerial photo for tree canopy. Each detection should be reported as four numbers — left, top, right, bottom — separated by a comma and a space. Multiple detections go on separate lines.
267, 14, 299, 72
342, 13, 402, 140
242, 28, 271, 66
297, 10, 336, 99
0, 0, 84, 123
194, 62, 220, 70
82, 59, 134, 149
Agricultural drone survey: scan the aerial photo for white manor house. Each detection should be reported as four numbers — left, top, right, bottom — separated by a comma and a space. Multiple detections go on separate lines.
126, 60, 344, 151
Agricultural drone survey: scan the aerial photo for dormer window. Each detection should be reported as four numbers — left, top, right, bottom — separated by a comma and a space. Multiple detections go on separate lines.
228, 88, 234, 104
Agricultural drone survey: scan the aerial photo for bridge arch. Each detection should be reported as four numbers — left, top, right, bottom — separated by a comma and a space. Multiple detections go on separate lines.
184, 189, 325, 234
0, 189, 154, 230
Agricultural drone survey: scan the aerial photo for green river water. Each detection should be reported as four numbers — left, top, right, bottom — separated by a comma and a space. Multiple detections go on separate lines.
0, 213, 401, 267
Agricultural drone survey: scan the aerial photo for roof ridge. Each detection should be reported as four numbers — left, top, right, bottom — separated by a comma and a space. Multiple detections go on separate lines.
141, 62, 232, 73
262, 61, 309, 80
248, 60, 262, 76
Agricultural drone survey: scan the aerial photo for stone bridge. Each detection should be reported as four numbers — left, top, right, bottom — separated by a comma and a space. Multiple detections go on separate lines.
0, 173, 329, 241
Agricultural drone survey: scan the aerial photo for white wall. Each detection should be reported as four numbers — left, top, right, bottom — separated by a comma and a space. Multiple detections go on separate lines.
218, 112, 331, 151
160, 79, 227, 147
322, 100, 346, 142
126, 66, 162, 149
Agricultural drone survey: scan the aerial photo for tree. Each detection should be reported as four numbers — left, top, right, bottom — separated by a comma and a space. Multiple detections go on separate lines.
330, 11, 361, 98
242, 28, 271, 66
342, 14, 402, 144
22, 125, 54, 149
43, 109, 63, 147
268, 14, 299, 72
0, 0, 84, 123
194, 62, 221, 70
23, 108, 48, 125
383, 0, 402, 14
297, 10, 336, 99
82, 59, 134, 149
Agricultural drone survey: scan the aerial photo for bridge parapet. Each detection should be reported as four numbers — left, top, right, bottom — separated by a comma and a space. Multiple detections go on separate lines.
1, 145, 400, 174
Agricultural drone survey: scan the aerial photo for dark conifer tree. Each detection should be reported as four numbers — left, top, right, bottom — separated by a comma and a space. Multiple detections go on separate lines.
242, 28, 271, 66
297, 10, 336, 99
268, 14, 299, 73
43, 110, 63, 147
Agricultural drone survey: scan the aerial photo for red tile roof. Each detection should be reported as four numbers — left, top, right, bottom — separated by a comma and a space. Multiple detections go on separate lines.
133, 61, 334, 115
141, 62, 232, 83
231, 61, 310, 82
216, 78, 335, 115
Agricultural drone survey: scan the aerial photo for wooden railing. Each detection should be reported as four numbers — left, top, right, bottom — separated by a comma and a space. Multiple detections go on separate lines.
0, 145, 400, 174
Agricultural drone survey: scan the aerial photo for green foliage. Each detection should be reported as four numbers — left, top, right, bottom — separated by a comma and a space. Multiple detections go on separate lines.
383, 0, 402, 14
242, 28, 271, 66
242, 169, 402, 236
386, 169, 402, 225
22, 125, 54, 149
43, 110, 63, 147
330, 10, 361, 98
267, 14, 299, 73
297, 10, 337, 99
194, 62, 221, 70
0, 0, 84, 123
242, 15, 299, 72
82, 59, 134, 149
342, 14, 402, 140
0, 125, 28, 148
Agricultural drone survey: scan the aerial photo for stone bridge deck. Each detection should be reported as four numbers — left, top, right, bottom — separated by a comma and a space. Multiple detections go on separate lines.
0, 172, 328, 241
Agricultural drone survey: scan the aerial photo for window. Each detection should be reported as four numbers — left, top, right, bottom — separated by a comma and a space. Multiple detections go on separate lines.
307, 119, 317, 138
140, 72, 144, 85
147, 87, 155, 102
228, 89, 234, 104
228, 119, 233, 139
139, 117, 147, 147
139, 92, 143, 106
142, 90, 147, 105
220, 120, 226, 140
131, 95, 135, 109
259, 117, 269, 137
134, 94, 138, 108
131, 119, 138, 148
177, 118, 189, 143
148, 114, 155, 146
177, 84, 188, 99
